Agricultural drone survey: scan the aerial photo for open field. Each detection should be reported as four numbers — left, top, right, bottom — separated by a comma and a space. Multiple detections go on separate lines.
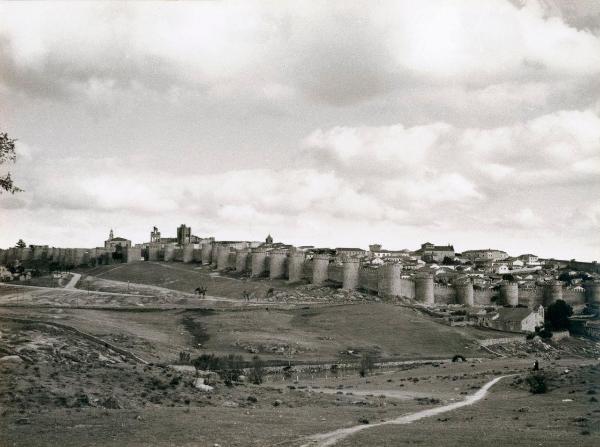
1, 265, 599, 446
0, 301, 505, 364
78, 262, 284, 300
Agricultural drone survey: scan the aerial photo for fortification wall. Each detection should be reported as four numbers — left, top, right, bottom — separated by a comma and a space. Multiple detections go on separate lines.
193, 248, 202, 263
518, 288, 543, 308
164, 246, 175, 262
182, 244, 195, 263
473, 289, 495, 305
125, 247, 142, 263
327, 264, 343, 284
433, 284, 456, 304
562, 289, 587, 306
358, 267, 379, 292
147, 245, 161, 262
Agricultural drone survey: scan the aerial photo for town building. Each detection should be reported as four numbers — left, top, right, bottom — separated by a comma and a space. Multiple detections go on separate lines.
104, 229, 131, 250
417, 242, 455, 263
461, 249, 509, 261
480, 305, 544, 333
335, 247, 366, 260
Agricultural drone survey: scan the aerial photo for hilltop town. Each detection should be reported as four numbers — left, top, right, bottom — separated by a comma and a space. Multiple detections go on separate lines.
2, 224, 599, 337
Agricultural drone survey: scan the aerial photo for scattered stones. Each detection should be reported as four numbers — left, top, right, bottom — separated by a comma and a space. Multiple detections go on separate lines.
0, 355, 23, 363
272, 399, 282, 407
101, 396, 122, 409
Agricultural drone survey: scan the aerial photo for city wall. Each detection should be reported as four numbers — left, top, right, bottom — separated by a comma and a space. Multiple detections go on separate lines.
2, 244, 597, 310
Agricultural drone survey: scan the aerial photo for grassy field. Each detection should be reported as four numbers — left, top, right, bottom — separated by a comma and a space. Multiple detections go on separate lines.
0, 302, 502, 364
77, 262, 284, 299
334, 363, 600, 446
2, 262, 598, 446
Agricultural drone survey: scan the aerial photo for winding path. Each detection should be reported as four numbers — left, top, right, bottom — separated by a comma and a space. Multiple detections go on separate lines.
301, 375, 511, 447
64, 272, 81, 289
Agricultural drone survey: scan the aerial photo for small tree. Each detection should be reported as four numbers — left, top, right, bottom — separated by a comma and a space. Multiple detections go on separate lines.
220, 354, 245, 386
0, 131, 22, 194
546, 299, 573, 331
16, 239, 26, 248
359, 351, 377, 377
248, 355, 265, 385
526, 372, 548, 394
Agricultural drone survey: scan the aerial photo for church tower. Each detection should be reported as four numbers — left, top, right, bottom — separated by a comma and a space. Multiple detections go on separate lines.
109, 229, 114, 240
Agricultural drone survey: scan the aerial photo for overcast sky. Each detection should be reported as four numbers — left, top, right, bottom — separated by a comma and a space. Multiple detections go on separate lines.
1, 0, 599, 260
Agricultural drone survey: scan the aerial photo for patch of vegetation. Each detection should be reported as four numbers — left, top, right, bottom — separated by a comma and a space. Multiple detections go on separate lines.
248, 355, 265, 385
545, 300, 573, 331
359, 351, 378, 377
181, 316, 210, 345
526, 372, 548, 394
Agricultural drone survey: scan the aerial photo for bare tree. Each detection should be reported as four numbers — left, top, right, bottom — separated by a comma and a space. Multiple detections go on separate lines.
0, 131, 22, 194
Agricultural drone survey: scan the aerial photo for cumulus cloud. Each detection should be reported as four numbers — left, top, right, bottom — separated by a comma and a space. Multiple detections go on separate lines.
2, 0, 600, 110
0, 1, 599, 260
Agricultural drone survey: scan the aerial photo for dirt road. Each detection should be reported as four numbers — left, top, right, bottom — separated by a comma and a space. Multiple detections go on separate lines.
64, 272, 81, 289
301, 375, 511, 447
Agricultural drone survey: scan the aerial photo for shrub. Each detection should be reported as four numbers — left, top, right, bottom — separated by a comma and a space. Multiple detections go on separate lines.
545, 300, 573, 331
359, 352, 377, 377
248, 355, 265, 385
526, 372, 548, 394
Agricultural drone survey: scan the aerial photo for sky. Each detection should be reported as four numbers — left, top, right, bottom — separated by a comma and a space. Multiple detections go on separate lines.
0, 0, 599, 260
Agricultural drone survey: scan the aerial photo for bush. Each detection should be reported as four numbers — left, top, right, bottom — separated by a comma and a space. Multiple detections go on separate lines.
546, 300, 573, 331
248, 355, 265, 385
526, 372, 548, 394
359, 352, 377, 377
219, 354, 245, 386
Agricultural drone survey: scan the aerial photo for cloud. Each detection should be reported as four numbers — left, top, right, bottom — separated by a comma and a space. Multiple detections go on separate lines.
0, 1, 598, 261
1, 0, 600, 110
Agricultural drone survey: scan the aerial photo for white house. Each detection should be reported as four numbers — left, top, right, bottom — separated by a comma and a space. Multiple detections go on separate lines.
481, 305, 544, 333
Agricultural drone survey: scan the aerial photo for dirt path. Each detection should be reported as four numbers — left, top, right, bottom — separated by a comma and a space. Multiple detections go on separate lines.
300, 375, 511, 447
64, 272, 81, 289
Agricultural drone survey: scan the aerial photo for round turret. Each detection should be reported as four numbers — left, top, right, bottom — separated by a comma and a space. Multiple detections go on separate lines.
182, 244, 195, 263
454, 279, 474, 307
499, 281, 519, 306
288, 252, 306, 283
269, 249, 288, 279
251, 248, 268, 277
217, 245, 230, 271
414, 273, 434, 305
235, 250, 250, 273
584, 280, 600, 307
312, 254, 330, 285
342, 258, 361, 290
377, 263, 402, 298
210, 244, 219, 269
201, 243, 212, 265
544, 280, 563, 306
